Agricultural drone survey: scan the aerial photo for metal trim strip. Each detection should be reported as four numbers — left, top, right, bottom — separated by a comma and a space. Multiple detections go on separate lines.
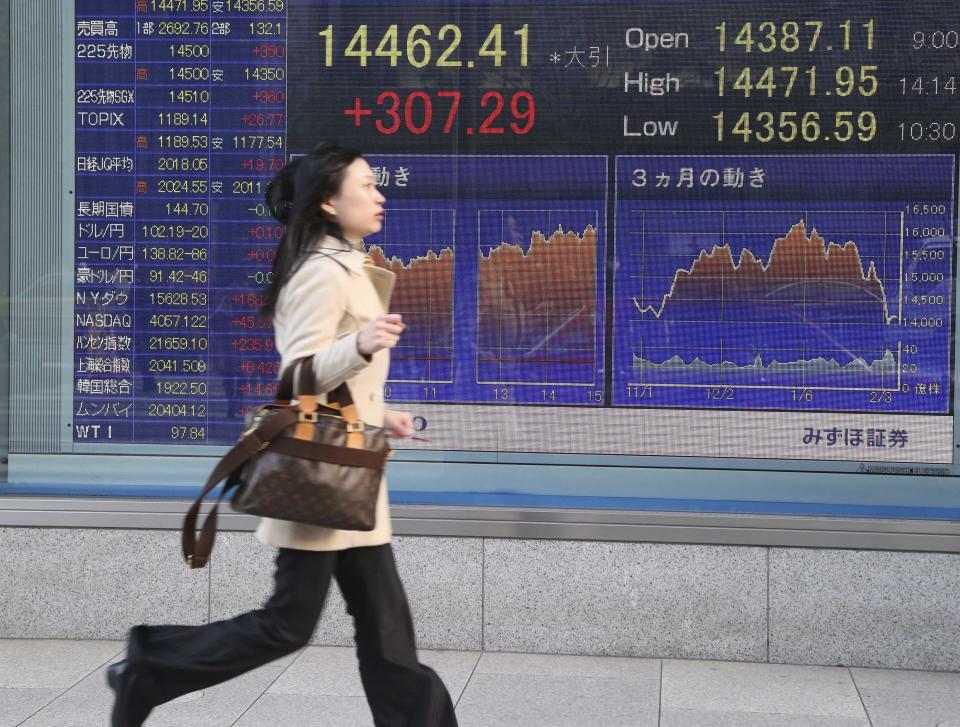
1, 497, 958, 553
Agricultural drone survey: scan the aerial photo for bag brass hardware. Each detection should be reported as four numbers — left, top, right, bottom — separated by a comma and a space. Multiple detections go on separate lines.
296, 410, 343, 424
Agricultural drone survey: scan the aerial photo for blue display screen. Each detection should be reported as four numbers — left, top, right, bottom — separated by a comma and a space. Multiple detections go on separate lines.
72, 0, 959, 476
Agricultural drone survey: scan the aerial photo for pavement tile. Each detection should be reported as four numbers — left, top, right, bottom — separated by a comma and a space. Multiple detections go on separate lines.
234, 694, 375, 727
856, 693, 960, 727
660, 709, 870, 726
3, 637, 959, 727
476, 651, 661, 680
0, 639, 122, 689
456, 671, 659, 727
0, 688, 61, 727
19, 661, 283, 727
851, 666, 960, 694
661, 660, 866, 718
851, 668, 960, 727
140, 665, 284, 727
269, 646, 479, 703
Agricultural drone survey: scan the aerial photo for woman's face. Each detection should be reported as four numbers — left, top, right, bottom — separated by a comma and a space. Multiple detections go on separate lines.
323, 158, 386, 241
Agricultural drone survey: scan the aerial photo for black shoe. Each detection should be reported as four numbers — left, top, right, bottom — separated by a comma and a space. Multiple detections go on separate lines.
106, 660, 125, 690
107, 659, 152, 727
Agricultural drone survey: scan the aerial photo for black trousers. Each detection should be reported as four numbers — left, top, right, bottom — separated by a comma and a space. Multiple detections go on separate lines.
127, 544, 458, 727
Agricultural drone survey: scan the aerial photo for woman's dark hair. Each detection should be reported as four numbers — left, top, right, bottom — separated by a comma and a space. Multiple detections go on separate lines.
260, 140, 363, 318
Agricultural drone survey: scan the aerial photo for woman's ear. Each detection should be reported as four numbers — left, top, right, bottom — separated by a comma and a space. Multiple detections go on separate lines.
320, 200, 337, 217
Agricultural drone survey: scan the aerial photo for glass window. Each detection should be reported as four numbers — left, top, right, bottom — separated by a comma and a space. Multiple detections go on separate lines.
4, 0, 960, 523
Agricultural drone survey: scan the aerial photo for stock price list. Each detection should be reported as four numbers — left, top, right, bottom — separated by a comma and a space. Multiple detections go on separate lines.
74, 0, 287, 445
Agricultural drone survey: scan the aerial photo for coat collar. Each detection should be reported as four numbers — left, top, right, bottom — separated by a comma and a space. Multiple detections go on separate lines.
311, 235, 395, 308
312, 235, 366, 274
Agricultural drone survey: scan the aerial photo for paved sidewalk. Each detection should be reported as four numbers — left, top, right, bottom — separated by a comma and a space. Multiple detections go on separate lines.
1, 639, 959, 726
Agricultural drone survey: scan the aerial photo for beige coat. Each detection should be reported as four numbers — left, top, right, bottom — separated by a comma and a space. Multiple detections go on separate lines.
255, 236, 396, 551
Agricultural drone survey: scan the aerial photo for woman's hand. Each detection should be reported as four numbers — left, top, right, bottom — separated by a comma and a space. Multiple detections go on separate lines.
383, 410, 415, 438
357, 314, 405, 356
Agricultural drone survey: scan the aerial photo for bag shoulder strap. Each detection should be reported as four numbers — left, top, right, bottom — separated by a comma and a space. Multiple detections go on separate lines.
181, 407, 298, 569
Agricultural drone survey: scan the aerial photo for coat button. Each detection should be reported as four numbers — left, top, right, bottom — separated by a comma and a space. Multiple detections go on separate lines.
369, 393, 376, 401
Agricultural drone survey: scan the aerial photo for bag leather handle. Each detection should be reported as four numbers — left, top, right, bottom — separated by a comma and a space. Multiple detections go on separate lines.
276, 354, 310, 403
275, 354, 357, 412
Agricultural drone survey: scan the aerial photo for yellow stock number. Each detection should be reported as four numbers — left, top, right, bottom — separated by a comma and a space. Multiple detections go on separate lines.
317, 24, 528, 68
714, 110, 878, 143
715, 65, 878, 97
716, 19, 875, 52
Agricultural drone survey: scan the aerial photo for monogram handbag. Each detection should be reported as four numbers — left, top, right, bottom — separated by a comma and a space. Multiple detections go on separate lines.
181, 354, 391, 569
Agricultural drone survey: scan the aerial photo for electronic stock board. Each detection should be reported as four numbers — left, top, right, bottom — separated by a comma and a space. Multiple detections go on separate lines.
71, 0, 960, 492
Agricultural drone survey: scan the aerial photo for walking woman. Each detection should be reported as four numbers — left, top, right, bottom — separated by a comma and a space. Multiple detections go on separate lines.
108, 141, 460, 727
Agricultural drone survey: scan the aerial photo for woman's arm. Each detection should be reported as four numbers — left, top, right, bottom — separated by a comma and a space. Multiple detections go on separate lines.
279, 258, 371, 393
